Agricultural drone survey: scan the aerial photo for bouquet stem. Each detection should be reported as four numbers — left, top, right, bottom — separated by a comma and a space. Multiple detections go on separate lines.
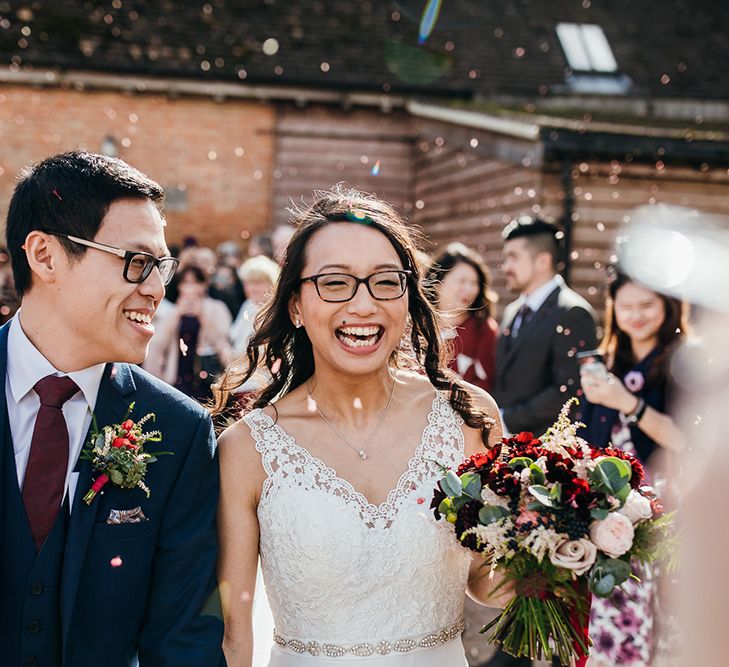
480, 593, 590, 664
83, 473, 109, 505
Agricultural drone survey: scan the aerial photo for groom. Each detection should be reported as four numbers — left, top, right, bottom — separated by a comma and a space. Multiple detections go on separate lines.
0, 152, 225, 666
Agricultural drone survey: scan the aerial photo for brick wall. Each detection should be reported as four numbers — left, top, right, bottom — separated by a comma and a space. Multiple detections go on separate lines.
0, 85, 276, 250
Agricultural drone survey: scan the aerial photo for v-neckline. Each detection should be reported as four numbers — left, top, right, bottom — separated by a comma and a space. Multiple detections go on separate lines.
256, 393, 452, 514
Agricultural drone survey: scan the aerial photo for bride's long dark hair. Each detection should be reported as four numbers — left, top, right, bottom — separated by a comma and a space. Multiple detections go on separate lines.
212, 186, 494, 443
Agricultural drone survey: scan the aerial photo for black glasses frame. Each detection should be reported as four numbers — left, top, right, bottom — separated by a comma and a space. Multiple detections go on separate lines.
300, 270, 411, 303
45, 232, 179, 286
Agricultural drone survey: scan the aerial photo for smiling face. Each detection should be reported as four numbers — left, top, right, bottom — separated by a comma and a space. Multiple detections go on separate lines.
438, 261, 480, 317
291, 223, 409, 378
613, 281, 665, 346
54, 198, 168, 365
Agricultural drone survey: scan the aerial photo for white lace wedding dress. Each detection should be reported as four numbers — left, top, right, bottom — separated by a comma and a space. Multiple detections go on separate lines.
244, 393, 473, 666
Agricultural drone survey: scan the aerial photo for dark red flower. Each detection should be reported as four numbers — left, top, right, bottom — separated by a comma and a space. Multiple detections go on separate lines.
456, 443, 501, 475
592, 447, 645, 489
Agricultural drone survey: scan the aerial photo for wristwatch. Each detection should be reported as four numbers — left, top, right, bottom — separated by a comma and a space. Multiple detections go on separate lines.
624, 397, 647, 424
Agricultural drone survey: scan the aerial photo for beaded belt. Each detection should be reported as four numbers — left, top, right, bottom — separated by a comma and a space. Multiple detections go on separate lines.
273, 618, 465, 658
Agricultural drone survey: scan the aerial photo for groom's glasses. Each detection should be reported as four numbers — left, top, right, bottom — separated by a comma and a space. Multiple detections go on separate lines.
46, 233, 179, 286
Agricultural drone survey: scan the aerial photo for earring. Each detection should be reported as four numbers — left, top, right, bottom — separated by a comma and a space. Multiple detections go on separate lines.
295, 317, 302, 329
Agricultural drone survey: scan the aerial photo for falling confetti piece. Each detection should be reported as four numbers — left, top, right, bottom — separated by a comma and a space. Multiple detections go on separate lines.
307, 395, 317, 412
353, 397, 363, 410
110, 555, 123, 568
242, 310, 250, 320
271, 358, 282, 374
240, 590, 252, 602
179, 338, 188, 356
52, 189, 62, 201
418, 0, 442, 45
417, 497, 426, 505
370, 160, 381, 176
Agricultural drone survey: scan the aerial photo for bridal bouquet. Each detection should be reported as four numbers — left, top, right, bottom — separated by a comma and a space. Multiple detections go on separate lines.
431, 400, 674, 665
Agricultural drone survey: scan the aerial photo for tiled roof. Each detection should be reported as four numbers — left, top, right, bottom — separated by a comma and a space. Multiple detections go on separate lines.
0, 0, 727, 101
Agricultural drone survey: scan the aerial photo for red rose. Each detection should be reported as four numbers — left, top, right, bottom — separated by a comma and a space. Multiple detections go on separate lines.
456, 444, 501, 474
112, 437, 132, 449
121, 419, 135, 432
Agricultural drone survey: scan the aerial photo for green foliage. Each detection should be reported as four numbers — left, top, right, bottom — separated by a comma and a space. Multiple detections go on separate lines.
631, 512, 679, 571
479, 505, 509, 526
460, 472, 482, 499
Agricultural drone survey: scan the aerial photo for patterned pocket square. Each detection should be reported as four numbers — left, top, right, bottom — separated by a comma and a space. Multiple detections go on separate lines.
106, 507, 148, 524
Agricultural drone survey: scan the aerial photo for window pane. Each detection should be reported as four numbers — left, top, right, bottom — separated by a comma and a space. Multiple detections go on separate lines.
556, 23, 591, 71
581, 24, 618, 73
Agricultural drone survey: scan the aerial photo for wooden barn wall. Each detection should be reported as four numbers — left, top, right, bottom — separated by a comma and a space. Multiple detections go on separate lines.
545, 160, 729, 318
410, 118, 543, 315
271, 105, 416, 226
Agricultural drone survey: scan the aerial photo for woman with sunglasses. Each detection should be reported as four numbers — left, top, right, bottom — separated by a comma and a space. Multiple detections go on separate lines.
213, 187, 509, 667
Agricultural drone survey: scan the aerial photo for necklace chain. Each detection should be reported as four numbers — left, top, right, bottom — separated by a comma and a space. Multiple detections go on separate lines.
307, 379, 396, 461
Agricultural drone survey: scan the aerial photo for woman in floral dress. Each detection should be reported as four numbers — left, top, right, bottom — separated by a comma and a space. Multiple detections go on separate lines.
576, 267, 687, 666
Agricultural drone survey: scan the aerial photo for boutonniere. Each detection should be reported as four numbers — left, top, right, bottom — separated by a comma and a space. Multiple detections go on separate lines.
81, 402, 171, 505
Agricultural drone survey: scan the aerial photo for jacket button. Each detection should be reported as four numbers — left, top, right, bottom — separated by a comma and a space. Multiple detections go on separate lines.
27, 620, 41, 634
24, 658, 37, 667
30, 582, 44, 595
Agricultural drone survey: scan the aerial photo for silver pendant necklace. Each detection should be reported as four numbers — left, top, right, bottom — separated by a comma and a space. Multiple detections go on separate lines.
306, 378, 396, 461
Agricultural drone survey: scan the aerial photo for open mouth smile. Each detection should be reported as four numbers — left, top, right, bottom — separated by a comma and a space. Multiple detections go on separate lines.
335, 325, 384, 349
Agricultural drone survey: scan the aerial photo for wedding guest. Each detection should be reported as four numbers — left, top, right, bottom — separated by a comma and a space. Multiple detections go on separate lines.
210, 263, 246, 319
248, 232, 274, 260
426, 243, 498, 391
492, 215, 597, 437
271, 223, 295, 265
577, 266, 686, 667
213, 187, 510, 667
153, 265, 233, 401
230, 255, 280, 355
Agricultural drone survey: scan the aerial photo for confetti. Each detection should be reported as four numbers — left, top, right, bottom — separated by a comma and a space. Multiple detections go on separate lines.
370, 160, 381, 176
417, 497, 426, 505
179, 338, 188, 356
240, 590, 252, 602
52, 189, 62, 201
306, 395, 317, 412
418, 0, 442, 44
110, 555, 123, 568
353, 397, 363, 410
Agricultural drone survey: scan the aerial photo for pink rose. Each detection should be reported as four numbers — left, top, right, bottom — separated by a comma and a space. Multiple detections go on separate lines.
549, 538, 597, 576
589, 512, 635, 559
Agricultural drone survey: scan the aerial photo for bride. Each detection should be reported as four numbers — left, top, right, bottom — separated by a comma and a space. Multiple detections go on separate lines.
214, 187, 509, 666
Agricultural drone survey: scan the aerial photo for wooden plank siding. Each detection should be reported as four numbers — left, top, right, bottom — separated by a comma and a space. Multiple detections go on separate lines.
271, 105, 417, 225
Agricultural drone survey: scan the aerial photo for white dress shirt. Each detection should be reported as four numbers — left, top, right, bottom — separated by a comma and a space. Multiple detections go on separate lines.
6, 314, 106, 508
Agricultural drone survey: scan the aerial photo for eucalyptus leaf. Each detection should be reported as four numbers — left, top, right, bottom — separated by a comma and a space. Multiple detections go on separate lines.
478, 504, 509, 526
599, 558, 632, 586
549, 481, 562, 503
508, 456, 534, 470
615, 483, 631, 505
592, 573, 616, 598
529, 463, 545, 485
441, 470, 463, 498
590, 508, 610, 521
528, 484, 554, 507
460, 472, 482, 499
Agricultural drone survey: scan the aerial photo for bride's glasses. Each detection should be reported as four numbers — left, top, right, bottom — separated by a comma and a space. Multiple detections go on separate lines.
300, 270, 410, 302
45, 232, 179, 285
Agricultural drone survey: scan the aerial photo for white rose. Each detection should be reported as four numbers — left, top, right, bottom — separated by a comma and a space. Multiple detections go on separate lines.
618, 489, 654, 525
549, 538, 597, 576
589, 513, 635, 559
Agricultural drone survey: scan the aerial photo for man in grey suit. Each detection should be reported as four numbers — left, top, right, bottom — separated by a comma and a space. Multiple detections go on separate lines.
483, 217, 597, 667
493, 215, 597, 439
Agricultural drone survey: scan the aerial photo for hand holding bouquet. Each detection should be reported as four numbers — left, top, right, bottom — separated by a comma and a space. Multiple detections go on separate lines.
432, 400, 674, 665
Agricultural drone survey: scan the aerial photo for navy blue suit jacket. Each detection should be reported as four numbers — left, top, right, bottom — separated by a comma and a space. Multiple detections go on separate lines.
0, 322, 225, 666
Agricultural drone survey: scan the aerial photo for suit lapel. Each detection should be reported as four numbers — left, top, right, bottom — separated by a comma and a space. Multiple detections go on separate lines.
500, 286, 561, 372
0, 322, 9, 550
61, 362, 135, 645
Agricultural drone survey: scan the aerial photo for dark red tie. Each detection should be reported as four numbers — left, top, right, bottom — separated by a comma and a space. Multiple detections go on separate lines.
22, 375, 79, 550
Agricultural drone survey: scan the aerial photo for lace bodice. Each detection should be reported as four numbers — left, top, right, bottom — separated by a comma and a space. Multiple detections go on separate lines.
244, 393, 472, 646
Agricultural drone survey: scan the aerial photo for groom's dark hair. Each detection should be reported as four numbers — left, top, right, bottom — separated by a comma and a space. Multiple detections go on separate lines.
6, 151, 165, 296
